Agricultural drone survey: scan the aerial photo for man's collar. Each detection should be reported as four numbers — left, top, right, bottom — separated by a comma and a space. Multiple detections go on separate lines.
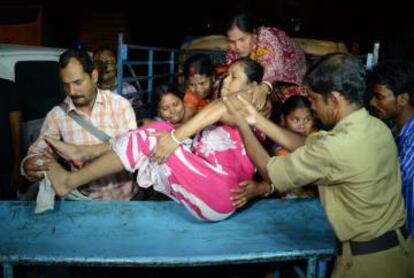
333, 108, 368, 132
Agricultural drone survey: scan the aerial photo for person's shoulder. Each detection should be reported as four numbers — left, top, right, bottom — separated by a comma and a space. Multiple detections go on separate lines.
42, 101, 68, 124
0, 78, 15, 89
184, 89, 199, 105
184, 89, 197, 99
258, 26, 286, 38
305, 130, 341, 155
121, 82, 137, 94
103, 89, 129, 103
100, 90, 134, 112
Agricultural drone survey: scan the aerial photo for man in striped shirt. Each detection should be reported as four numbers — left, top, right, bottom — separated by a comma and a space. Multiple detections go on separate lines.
21, 48, 138, 200
369, 60, 414, 238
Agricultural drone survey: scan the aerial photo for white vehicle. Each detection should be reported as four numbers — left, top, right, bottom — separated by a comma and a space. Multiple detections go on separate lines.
0, 43, 65, 149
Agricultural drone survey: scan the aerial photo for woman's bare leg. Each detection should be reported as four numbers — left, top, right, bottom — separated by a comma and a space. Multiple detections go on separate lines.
47, 150, 125, 197
45, 137, 110, 167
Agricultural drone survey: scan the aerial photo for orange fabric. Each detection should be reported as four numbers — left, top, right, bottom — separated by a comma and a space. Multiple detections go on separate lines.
275, 147, 289, 157
183, 89, 208, 110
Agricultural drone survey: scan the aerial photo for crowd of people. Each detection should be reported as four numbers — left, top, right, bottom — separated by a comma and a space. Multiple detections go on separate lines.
1, 11, 413, 278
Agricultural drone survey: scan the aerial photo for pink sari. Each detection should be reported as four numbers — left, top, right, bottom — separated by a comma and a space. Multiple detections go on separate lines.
113, 121, 255, 222
226, 26, 307, 103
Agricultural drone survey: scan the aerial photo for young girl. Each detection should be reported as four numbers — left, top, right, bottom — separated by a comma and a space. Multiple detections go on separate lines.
182, 54, 217, 118
274, 95, 316, 156
46, 58, 264, 222
231, 95, 318, 208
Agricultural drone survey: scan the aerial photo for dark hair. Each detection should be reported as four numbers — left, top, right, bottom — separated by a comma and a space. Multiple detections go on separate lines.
225, 12, 257, 33
59, 48, 94, 75
237, 57, 264, 83
368, 60, 414, 106
282, 95, 312, 116
183, 54, 214, 78
92, 47, 116, 61
154, 83, 184, 108
304, 53, 366, 106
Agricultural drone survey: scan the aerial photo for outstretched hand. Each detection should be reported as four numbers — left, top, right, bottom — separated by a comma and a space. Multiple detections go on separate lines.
230, 180, 269, 208
23, 154, 52, 182
223, 94, 260, 127
252, 83, 270, 110
150, 131, 180, 164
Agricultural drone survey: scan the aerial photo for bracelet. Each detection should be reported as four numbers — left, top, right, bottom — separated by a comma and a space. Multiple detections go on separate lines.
263, 183, 276, 197
261, 81, 273, 95
170, 130, 182, 145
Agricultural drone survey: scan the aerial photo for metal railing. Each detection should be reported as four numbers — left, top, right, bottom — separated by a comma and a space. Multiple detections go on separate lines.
116, 33, 180, 104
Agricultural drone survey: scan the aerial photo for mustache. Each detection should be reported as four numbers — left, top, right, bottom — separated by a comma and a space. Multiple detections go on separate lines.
70, 96, 84, 100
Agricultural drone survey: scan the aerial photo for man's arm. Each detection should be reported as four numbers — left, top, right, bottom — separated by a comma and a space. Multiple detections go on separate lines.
229, 94, 306, 151
237, 121, 271, 181
151, 87, 261, 163
254, 114, 306, 152
222, 96, 271, 181
9, 110, 22, 190
21, 109, 61, 182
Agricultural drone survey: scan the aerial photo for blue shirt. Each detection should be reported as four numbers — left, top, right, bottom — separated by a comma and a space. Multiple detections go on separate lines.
397, 115, 414, 237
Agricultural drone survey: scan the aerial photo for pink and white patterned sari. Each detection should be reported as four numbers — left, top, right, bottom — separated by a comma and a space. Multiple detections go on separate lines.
113, 121, 255, 222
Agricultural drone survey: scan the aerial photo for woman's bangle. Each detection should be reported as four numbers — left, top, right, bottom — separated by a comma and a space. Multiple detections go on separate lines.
170, 130, 182, 145
262, 183, 276, 197
261, 81, 273, 95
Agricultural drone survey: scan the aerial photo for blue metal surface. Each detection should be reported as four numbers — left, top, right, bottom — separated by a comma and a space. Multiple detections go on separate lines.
116, 33, 124, 95
0, 199, 335, 274
306, 257, 317, 278
147, 50, 154, 103
2, 263, 13, 278
169, 51, 175, 83
317, 259, 328, 278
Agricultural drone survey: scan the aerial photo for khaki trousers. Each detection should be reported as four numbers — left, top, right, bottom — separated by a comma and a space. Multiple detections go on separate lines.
331, 234, 413, 278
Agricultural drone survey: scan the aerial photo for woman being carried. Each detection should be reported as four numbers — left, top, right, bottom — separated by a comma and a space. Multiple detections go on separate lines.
47, 57, 273, 222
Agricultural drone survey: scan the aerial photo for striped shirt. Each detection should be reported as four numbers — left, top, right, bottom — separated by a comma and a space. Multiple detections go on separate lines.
25, 89, 138, 200
397, 115, 414, 236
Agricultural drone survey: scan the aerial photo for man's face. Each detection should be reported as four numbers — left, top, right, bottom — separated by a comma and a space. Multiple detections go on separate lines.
94, 50, 117, 83
370, 84, 398, 120
60, 58, 97, 108
307, 89, 336, 128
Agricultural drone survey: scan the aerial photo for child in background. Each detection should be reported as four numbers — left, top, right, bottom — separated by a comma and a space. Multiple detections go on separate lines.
182, 54, 217, 118
274, 95, 318, 198
231, 95, 317, 208
274, 95, 316, 156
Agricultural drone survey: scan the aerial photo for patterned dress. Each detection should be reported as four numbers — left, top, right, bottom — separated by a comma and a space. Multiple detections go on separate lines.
226, 26, 307, 103
113, 121, 255, 222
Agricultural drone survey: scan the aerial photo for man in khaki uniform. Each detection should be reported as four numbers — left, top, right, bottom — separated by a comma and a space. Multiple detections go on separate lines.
224, 53, 413, 278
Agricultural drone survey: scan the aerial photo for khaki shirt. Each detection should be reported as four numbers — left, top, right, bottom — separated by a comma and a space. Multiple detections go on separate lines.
267, 108, 406, 242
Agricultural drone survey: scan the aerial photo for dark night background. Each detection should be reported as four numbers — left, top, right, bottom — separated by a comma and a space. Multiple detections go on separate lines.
1, 0, 414, 58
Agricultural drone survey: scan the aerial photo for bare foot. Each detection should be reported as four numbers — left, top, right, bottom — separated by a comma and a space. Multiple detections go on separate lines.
45, 137, 85, 168
46, 159, 72, 197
